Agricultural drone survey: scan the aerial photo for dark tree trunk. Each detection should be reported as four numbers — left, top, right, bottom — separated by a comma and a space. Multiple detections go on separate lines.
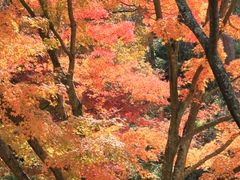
175, 0, 240, 128
19, 0, 83, 117
173, 101, 201, 180
0, 96, 64, 180
0, 138, 30, 180
162, 41, 180, 180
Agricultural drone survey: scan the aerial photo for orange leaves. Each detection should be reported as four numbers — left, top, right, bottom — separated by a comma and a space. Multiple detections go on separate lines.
77, 52, 169, 120
80, 164, 117, 180
225, 59, 240, 78
223, 15, 240, 40
152, 17, 196, 42
79, 54, 169, 105
182, 39, 229, 92
182, 58, 213, 91
142, 0, 208, 42
119, 127, 167, 162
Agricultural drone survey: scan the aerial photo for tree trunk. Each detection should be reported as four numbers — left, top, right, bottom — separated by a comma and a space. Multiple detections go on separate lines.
162, 41, 180, 180
27, 138, 64, 180
173, 101, 201, 180
66, 78, 82, 116
0, 138, 30, 180
0, 96, 64, 180
175, 0, 240, 128
19, 0, 83, 117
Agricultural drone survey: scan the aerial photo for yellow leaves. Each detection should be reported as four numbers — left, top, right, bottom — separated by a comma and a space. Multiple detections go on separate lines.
47, 147, 55, 157
43, 37, 60, 50
21, 16, 49, 33
11, 20, 19, 33
112, 40, 146, 63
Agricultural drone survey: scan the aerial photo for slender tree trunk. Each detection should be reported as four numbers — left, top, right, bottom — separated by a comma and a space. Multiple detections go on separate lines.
27, 138, 64, 180
153, 0, 162, 19
19, 0, 83, 117
66, 79, 82, 116
175, 0, 240, 128
162, 41, 180, 180
0, 138, 30, 180
173, 101, 201, 180
0, 96, 64, 180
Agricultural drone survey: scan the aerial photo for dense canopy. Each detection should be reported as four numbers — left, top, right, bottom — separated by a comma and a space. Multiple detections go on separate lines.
0, 0, 240, 179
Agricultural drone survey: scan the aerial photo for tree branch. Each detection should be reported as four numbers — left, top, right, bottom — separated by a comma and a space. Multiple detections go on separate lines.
175, 0, 240, 128
111, 8, 137, 14
38, 0, 70, 57
184, 132, 240, 177
162, 41, 181, 179
0, 96, 64, 180
223, 0, 237, 26
178, 65, 203, 118
18, 0, 36, 17
173, 101, 201, 180
203, 75, 240, 103
67, 0, 76, 79
219, 0, 230, 18
185, 115, 232, 139
19, 0, 82, 116
153, 0, 162, 19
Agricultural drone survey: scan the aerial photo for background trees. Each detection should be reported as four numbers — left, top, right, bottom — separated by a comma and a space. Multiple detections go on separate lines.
0, 0, 240, 179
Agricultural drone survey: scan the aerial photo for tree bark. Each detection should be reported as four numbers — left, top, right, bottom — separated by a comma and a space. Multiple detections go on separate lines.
173, 101, 201, 180
162, 41, 180, 180
19, 0, 83, 116
153, 0, 162, 19
175, 0, 240, 128
0, 96, 64, 180
0, 138, 30, 180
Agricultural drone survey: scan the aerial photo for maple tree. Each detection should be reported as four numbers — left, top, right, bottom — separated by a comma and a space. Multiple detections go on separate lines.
0, 0, 240, 180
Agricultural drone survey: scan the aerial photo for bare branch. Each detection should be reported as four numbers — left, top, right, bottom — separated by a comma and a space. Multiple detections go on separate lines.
111, 8, 137, 14
187, 115, 232, 138
153, 0, 162, 19
66, 0, 77, 79
223, 0, 237, 26
18, 0, 36, 17
219, 0, 230, 18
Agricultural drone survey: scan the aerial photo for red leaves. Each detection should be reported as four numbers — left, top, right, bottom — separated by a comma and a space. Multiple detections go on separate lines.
75, 2, 109, 21
87, 21, 135, 45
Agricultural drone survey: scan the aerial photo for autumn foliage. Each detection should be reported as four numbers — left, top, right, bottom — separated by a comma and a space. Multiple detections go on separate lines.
0, 0, 240, 179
